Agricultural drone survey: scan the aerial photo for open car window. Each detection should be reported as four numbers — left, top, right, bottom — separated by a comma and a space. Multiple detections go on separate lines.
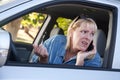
0, 0, 118, 70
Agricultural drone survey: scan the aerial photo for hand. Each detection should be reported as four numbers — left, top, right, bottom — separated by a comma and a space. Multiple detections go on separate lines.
75, 43, 96, 66
33, 44, 48, 63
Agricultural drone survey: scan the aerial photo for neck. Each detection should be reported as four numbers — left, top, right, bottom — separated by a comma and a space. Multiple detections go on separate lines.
68, 47, 79, 54
66, 49, 77, 57
64, 51, 73, 62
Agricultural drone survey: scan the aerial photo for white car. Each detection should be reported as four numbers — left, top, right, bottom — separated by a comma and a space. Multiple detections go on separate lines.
0, 0, 120, 80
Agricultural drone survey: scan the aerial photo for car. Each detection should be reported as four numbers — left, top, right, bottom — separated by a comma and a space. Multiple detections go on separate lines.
0, 0, 120, 80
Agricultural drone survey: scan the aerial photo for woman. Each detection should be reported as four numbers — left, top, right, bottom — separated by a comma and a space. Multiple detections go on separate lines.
31, 17, 102, 67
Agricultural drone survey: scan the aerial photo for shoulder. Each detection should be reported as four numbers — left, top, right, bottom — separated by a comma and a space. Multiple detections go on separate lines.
43, 35, 66, 46
47, 35, 66, 42
53, 35, 66, 40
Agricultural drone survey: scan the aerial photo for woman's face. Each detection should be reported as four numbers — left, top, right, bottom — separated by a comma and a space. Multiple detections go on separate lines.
71, 22, 96, 52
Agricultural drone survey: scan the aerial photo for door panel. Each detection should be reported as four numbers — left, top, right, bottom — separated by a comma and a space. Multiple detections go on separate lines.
0, 65, 120, 80
14, 42, 33, 62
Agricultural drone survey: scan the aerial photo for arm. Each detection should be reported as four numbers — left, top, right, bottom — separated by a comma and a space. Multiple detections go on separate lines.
32, 35, 66, 64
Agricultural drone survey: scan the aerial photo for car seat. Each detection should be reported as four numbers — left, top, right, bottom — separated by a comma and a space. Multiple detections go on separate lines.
94, 29, 106, 66
50, 27, 64, 37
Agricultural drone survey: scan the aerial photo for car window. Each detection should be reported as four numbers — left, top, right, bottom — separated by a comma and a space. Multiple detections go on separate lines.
1, 0, 118, 70
54, 17, 72, 35
3, 9, 108, 68
2, 12, 47, 44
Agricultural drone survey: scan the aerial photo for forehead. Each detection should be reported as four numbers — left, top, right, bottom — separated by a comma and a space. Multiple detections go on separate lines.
78, 22, 96, 32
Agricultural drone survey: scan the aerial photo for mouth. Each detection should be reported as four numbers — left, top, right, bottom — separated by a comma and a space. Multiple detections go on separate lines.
81, 41, 88, 47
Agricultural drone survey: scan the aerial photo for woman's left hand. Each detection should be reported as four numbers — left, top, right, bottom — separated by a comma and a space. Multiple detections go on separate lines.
75, 43, 96, 66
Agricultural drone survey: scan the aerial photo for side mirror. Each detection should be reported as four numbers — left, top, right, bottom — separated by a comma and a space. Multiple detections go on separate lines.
0, 29, 10, 67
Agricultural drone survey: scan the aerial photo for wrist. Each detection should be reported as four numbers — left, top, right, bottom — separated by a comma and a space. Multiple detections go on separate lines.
75, 58, 84, 66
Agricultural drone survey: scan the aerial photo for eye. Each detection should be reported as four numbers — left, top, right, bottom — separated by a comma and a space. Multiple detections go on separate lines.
91, 33, 95, 37
81, 30, 87, 34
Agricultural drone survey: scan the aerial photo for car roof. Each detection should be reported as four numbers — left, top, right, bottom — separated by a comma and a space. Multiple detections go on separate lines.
0, 0, 31, 12
0, 0, 119, 13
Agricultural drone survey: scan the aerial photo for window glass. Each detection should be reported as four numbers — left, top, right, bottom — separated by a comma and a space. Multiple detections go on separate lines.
3, 12, 47, 43
54, 17, 72, 35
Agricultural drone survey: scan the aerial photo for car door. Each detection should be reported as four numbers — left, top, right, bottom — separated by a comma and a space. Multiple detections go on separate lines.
0, 0, 120, 80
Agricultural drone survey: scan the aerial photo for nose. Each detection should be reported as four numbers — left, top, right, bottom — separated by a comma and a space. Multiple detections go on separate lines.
85, 33, 92, 41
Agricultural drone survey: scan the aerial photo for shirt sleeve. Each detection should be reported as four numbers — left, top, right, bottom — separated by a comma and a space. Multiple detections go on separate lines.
31, 35, 66, 63
30, 36, 54, 63
84, 52, 102, 67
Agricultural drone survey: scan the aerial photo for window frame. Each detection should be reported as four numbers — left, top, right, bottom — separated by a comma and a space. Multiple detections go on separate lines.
0, 0, 118, 70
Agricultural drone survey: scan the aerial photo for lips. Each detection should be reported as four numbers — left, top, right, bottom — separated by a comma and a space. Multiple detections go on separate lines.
81, 41, 88, 47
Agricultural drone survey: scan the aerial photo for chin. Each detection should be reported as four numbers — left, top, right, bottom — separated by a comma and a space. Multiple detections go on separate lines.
80, 48, 87, 52
78, 46, 87, 51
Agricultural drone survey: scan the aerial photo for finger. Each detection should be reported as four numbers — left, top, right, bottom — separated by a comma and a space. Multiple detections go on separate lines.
41, 45, 47, 56
34, 44, 42, 55
93, 42, 97, 50
38, 44, 44, 53
33, 45, 39, 53
40, 48, 45, 57
38, 44, 46, 57
40, 46, 48, 57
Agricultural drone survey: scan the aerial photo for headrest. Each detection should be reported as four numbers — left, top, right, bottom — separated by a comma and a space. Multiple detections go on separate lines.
94, 29, 106, 57
50, 27, 64, 37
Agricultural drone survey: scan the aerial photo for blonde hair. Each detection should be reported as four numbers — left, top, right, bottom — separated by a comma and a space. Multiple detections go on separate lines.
66, 17, 98, 51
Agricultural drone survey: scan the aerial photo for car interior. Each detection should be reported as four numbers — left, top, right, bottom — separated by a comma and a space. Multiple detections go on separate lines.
6, 1, 115, 69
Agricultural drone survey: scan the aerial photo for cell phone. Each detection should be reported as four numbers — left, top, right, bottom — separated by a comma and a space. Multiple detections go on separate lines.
87, 41, 94, 51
